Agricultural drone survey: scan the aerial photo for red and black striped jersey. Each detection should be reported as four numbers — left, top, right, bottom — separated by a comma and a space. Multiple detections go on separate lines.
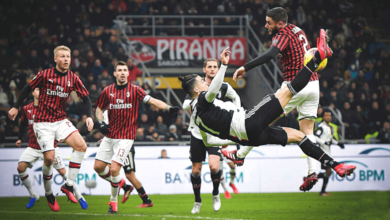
21, 102, 58, 150
29, 68, 89, 123
271, 24, 318, 82
95, 83, 150, 139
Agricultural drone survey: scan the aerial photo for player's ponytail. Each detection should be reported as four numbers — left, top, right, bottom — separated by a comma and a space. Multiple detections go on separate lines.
179, 74, 198, 97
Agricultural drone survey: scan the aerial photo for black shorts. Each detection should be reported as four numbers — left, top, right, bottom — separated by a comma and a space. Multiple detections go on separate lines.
231, 94, 288, 146
123, 148, 136, 174
190, 134, 220, 162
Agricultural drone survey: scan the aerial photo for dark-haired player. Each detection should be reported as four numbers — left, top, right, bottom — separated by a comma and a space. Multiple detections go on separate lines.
180, 43, 355, 189
94, 61, 180, 213
9, 45, 93, 212
313, 110, 345, 196
182, 58, 241, 213
16, 87, 87, 210
233, 7, 327, 191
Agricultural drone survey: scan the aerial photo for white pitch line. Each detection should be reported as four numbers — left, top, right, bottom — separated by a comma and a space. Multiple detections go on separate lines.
0, 211, 249, 220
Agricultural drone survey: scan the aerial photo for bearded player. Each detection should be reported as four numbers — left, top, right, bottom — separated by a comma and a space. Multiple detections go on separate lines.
16, 87, 87, 210
9, 45, 94, 211
233, 7, 329, 191
94, 61, 180, 213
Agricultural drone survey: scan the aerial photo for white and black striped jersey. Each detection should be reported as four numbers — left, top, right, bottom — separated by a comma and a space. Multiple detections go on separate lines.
184, 82, 241, 140
192, 91, 244, 139
314, 121, 338, 146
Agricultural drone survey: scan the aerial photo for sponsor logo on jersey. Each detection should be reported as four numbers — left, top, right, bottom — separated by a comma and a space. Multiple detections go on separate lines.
48, 79, 54, 83
28, 110, 31, 113
110, 94, 115, 97
46, 85, 69, 98
109, 99, 133, 109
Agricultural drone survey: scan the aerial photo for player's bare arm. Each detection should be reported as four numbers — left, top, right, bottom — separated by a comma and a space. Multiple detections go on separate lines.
96, 106, 110, 135
147, 97, 181, 116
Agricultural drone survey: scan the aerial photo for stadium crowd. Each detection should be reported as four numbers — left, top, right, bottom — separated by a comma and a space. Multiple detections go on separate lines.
0, 0, 389, 144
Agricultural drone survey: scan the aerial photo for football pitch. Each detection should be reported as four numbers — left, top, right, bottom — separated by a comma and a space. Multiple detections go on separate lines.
0, 191, 388, 220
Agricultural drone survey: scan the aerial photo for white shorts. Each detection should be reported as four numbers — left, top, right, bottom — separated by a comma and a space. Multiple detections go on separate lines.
276, 80, 319, 120
33, 119, 78, 152
95, 137, 134, 166
18, 147, 65, 170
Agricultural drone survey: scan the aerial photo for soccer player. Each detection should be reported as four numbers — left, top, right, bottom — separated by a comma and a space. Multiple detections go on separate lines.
182, 58, 241, 213
233, 7, 325, 191
180, 44, 355, 186
8, 45, 93, 212
16, 87, 87, 210
313, 110, 345, 196
94, 61, 180, 214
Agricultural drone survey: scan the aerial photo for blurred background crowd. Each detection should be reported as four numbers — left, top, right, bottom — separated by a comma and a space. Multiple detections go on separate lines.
0, 0, 389, 144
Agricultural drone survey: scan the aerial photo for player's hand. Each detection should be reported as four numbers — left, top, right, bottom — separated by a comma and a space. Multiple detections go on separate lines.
8, 107, 18, 121
233, 66, 246, 81
220, 47, 231, 65
15, 140, 21, 147
338, 143, 345, 149
99, 121, 111, 135
169, 106, 181, 116
86, 117, 94, 131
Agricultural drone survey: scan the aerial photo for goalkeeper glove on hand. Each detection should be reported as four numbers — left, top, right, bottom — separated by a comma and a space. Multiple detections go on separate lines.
338, 143, 345, 149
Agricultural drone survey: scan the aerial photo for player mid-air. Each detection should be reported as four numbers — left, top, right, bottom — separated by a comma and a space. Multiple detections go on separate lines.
94, 61, 180, 213
233, 7, 327, 191
180, 39, 355, 187
183, 58, 241, 213
9, 45, 93, 212
16, 87, 87, 210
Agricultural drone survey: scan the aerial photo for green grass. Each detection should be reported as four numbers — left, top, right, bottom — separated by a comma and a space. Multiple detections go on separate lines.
0, 192, 389, 220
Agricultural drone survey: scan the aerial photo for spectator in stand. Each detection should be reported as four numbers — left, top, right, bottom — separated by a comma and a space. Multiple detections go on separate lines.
105, 36, 121, 57
86, 50, 96, 67
355, 105, 368, 136
89, 84, 100, 103
155, 116, 168, 135
139, 114, 150, 131
354, 70, 366, 87
91, 59, 104, 80
93, 39, 104, 60
126, 58, 142, 85
85, 129, 103, 142
149, 131, 162, 142
75, 36, 91, 57
27, 50, 41, 71
146, 105, 160, 126
167, 124, 180, 141
377, 121, 390, 143
0, 85, 8, 107
367, 101, 383, 129
345, 92, 356, 110
329, 89, 343, 110
71, 49, 82, 70
65, 97, 79, 116
356, 93, 370, 111
158, 149, 170, 159
77, 115, 89, 136
116, 47, 128, 62
136, 128, 146, 141
77, 59, 91, 80
7, 81, 19, 106
371, 93, 384, 109
341, 102, 359, 139
97, 69, 114, 90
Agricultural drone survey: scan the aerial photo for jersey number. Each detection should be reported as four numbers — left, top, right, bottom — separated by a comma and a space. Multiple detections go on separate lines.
117, 149, 125, 157
299, 34, 309, 53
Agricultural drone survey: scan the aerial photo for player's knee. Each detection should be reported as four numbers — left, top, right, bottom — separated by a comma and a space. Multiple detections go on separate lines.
209, 164, 219, 173
44, 158, 54, 166
94, 164, 103, 173
192, 170, 201, 177
17, 164, 26, 173
110, 169, 120, 177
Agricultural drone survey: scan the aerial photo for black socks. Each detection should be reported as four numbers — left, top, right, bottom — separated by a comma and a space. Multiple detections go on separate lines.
298, 136, 340, 168
211, 170, 222, 196
191, 173, 202, 203
318, 173, 329, 193
136, 187, 152, 204
288, 52, 322, 95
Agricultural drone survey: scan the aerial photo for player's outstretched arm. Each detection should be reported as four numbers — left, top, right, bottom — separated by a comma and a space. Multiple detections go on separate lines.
147, 97, 181, 116
233, 46, 280, 81
8, 84, 33, 120
225, 83, 241, 107
205, 47, 231, 103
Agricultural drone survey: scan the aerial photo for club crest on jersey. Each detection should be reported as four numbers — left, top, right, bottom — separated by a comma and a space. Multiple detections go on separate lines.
109, 99, 133, 109
127, 92, 130, 97
67, 81, 70, 87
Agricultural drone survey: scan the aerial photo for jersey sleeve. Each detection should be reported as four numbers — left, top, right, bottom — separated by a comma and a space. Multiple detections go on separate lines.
225, 83, 241, 107
29, 71, 44, 89
20, 106, 27, 123
73, 75, 89, 97
271, 34, 290, 51
182, 94, 192, 110
95, 89, 109, 110
135, 86, 151, 103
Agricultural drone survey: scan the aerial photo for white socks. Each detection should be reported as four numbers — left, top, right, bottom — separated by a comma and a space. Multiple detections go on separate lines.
67, 150, 85, 186
19, 171, 37, 197
99, 166, 112, 182
42, 164, 53, 195
237, 146, 253, 158
110, 175, 121, 202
